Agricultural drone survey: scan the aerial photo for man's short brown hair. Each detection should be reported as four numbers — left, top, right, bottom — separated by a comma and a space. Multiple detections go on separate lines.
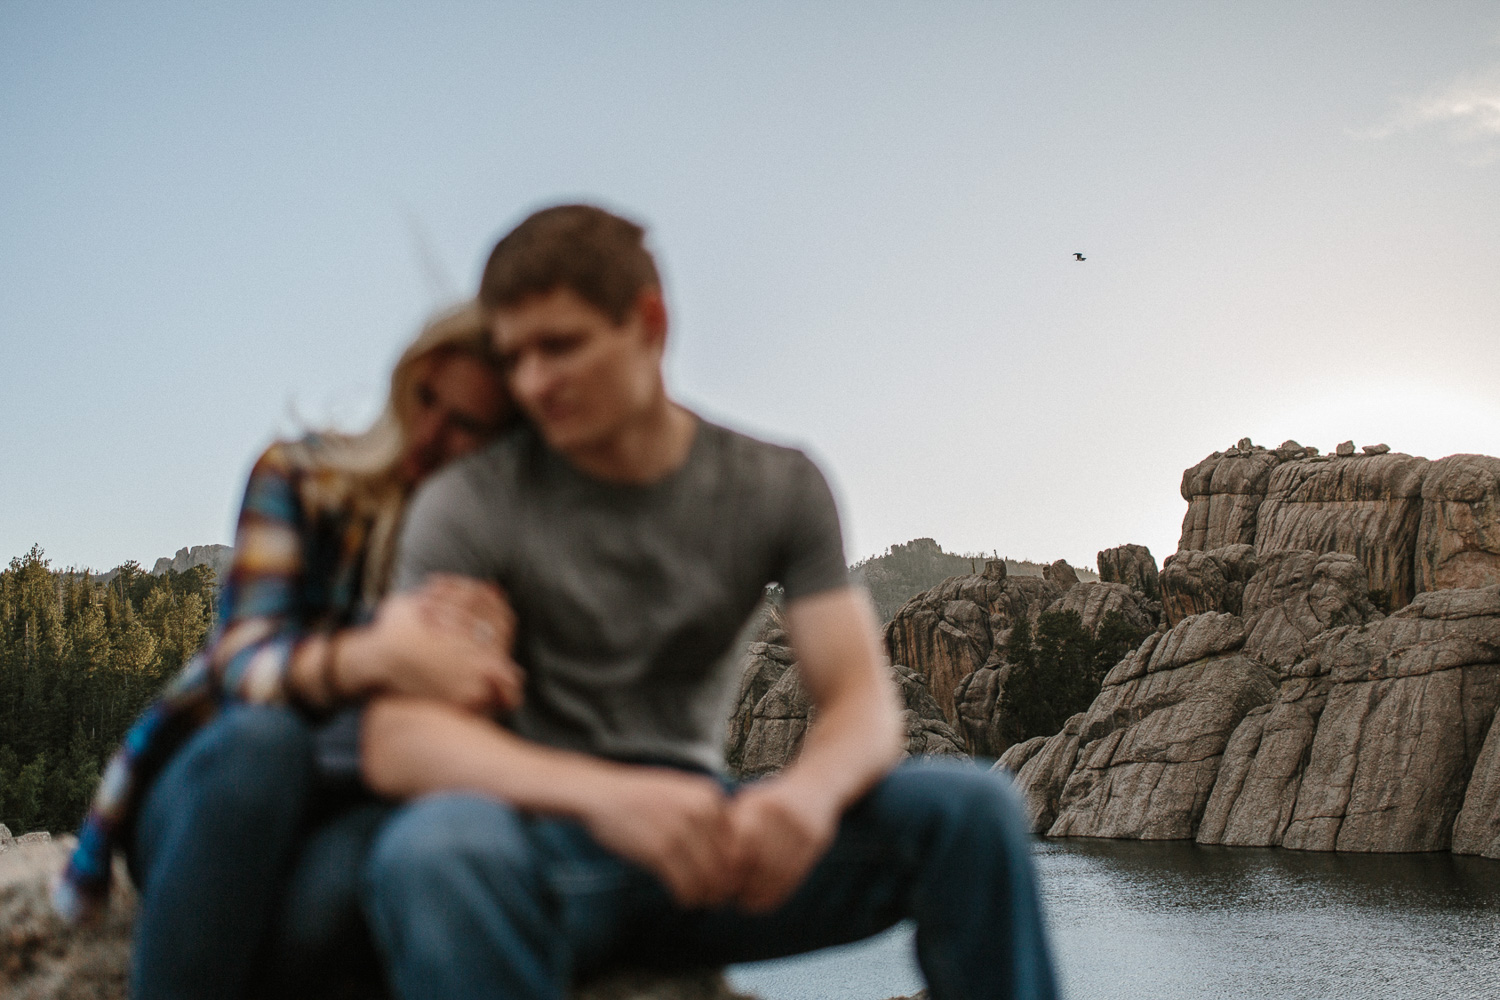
478, 204, 661, 324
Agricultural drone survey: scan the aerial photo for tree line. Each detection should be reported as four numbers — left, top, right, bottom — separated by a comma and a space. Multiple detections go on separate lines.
0, 546, 215, 835
997, 608, 1145, 745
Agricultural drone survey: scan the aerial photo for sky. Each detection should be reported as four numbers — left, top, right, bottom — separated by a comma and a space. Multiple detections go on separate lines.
3, 2, 1499, 574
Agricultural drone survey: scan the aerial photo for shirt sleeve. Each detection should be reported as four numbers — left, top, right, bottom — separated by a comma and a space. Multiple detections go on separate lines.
207, 444, 320, 705
777, 452, 850, 602
391, 461, 497, 593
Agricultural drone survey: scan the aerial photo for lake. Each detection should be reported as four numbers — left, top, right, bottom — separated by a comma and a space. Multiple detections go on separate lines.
727, 839, 1500, 1000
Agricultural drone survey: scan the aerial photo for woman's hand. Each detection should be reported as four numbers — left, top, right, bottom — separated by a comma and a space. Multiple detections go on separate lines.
337, 577, 525, 714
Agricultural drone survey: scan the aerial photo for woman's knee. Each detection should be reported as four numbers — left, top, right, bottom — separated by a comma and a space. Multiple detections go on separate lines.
183, 705, 315, 801
144, 705, 314, 822
133, 706, 316, 877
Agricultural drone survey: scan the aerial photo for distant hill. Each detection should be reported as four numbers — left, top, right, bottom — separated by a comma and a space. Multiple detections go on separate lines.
850, 537, 1096, 623
149, 545, 234, 581
92, 544, 233, 586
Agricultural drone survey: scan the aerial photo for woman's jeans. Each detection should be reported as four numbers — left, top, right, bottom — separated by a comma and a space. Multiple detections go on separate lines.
129, 705, 387, 1000
362, 757, 1059, 1000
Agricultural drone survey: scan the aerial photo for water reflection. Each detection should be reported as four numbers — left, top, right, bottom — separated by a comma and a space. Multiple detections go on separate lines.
1039, 839, 1500, 1000
729, 839, 1500, 1000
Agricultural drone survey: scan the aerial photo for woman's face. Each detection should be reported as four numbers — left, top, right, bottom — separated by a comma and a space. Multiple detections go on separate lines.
399, 351, 508, 484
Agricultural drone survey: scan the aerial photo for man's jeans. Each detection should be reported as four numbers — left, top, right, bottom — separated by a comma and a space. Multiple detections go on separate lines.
362, 758, 1059, 1000
129, 705, 387, 1000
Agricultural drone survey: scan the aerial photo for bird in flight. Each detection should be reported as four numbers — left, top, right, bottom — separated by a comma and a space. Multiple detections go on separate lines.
1073, 253, 1086, 261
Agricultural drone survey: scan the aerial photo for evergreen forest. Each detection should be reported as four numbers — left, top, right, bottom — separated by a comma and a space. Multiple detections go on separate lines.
998, 608, 1147, 745
0, 546, 215, 835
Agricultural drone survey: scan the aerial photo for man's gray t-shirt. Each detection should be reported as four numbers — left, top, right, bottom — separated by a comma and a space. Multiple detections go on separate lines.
392, 417, 849, 772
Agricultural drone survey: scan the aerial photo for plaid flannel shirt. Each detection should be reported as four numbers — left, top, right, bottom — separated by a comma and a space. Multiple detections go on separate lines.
54, 439, 380, 923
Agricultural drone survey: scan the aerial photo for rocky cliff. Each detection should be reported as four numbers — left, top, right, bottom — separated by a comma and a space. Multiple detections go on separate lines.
149, 544, 234, 580
724, 603, 968, 777
726, 550, 1158, 774
1001, 439, 1500, 858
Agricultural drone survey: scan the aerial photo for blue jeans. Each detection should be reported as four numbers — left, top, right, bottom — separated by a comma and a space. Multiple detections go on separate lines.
362, 758, 1058, 1000
130, 705, 388, 1000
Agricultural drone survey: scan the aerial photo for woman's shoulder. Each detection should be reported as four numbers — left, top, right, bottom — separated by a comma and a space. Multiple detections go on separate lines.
248, 435, 320, 475
243, 434, 370, 513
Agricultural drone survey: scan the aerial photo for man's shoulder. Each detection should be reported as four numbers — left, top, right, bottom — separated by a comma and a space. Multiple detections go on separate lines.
406, 424, 536, 531
695, 417, 821, 487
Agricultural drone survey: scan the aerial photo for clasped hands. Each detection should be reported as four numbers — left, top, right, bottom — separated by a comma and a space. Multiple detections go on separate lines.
583, 766, 842, 914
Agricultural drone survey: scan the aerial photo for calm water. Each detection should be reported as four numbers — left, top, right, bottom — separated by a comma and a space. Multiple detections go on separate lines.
727, 839, 1500, 1000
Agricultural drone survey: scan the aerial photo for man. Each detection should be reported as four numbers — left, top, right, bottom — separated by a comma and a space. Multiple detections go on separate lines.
359, 204, 1057, 1000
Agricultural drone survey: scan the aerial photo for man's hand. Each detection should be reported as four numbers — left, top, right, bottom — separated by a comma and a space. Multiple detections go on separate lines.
340, 576, 524, 713
579, 767, 739, 910
725, 777, 840, 913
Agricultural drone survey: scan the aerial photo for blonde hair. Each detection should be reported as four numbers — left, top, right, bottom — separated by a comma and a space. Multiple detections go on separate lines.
286, 300, 504, 597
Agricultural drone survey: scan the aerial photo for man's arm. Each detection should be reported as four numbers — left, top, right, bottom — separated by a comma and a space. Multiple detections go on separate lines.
361, 698, 740, 909
726, 585, 905, 912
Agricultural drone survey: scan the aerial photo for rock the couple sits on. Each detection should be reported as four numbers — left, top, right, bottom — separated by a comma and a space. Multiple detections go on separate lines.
45, 204, 1059, 1000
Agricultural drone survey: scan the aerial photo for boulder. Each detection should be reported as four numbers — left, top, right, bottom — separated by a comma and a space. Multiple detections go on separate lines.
735, 660, 815, 778
1253, 451, 1429, 610
1045, 581, 1159, 637
1278, 587, 1500, 852
1453, 705, 1500, 859
1177, 444, 1289, 552
1416, 454, 1500, 595
952, 662, 1015, 758
883, 569, 1065, 723
1158, 544, 1258, 626
731, 654, 968, 777
1240, 550, 1380, 669
892, 663, 969, 761
1096, 544, 1159, 600
1042, 613, 1276, 840
1010, 444, 1500, 855
1197, 665, 1332, 848
995, 734, 1048, 775
0, 838, 135, 1000
722, 606, 795, 776
948, 581, 1157, 758
1042, 560, 1079, 587
998, 714, 1085, 833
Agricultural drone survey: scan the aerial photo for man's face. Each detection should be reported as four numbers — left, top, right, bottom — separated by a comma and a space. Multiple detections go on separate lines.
491, 287, 663, 455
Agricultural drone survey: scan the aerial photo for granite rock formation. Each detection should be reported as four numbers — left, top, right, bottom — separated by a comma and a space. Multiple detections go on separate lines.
882, 561, 1066, 725
867, 543, 1168, 762
952, 579, 1160, 758
1097, 544, 1159, 601
1158, 544, 1257, 626
1416, 455, 1500, 595
1004, 439, 1500, 857
725, 609, 967, 778
149, 544, 234, 580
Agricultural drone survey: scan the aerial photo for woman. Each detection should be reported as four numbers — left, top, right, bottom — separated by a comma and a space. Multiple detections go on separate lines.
56, 301, 522, 999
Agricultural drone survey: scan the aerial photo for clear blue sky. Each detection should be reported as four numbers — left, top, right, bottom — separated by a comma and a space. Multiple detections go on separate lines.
4, 2, 1499, 572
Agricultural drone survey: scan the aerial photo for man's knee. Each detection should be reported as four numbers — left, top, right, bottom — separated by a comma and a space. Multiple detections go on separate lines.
363, 794, 537, 911
866, 759, 1033, 854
